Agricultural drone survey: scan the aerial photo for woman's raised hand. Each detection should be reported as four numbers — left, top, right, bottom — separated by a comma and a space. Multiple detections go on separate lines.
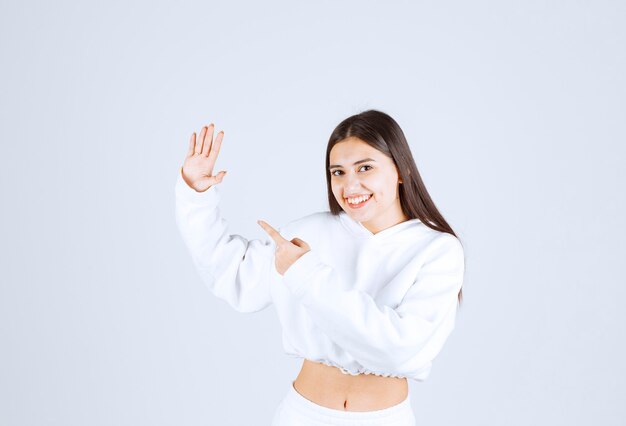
181, 123, 227, 192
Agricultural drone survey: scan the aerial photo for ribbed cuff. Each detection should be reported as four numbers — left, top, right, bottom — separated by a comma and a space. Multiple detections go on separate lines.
282, 250, 325, 299
175, 167, 220, 208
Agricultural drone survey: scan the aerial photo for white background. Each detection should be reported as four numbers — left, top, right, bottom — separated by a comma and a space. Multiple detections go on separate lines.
1, 1, 624, 425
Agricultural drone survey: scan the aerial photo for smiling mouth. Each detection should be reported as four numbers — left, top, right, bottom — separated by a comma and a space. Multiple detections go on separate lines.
345, 194, 372, 209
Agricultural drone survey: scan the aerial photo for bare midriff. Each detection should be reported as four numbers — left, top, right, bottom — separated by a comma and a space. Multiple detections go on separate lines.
292, 359, 409, 412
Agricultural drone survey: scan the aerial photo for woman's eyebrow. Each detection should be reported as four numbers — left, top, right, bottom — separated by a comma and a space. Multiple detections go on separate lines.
329, 158, 376, 170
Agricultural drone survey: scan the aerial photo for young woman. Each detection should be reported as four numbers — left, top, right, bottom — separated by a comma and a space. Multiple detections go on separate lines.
175, 110, 465, 425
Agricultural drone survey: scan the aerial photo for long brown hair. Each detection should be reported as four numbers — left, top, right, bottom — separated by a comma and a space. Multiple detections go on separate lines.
325, 109, 464, 305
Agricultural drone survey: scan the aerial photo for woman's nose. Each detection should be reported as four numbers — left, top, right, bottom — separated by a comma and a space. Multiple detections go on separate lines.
344, 173, 363, 191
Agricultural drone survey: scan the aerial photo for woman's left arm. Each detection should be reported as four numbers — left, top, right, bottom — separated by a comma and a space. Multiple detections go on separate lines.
282, 233, 465, 375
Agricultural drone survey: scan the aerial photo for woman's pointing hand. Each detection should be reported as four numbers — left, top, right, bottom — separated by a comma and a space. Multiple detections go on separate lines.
257, 220, 310, 276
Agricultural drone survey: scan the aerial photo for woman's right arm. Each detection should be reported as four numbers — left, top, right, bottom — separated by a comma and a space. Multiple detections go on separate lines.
174, 124, 276, 313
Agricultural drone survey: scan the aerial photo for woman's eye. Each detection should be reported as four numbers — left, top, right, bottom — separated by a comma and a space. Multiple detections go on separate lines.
331, 165, 372, 176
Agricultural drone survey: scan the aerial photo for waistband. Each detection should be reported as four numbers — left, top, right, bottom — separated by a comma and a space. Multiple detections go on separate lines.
286, 381, 413, 422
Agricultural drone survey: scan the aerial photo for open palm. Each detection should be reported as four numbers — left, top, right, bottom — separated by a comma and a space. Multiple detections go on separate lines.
181, 123, 227, 192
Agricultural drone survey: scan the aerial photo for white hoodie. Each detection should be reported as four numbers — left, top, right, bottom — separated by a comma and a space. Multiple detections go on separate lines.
174, 171, 465, 382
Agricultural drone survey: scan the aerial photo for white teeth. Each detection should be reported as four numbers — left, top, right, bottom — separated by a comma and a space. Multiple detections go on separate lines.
347, 194, 371, 204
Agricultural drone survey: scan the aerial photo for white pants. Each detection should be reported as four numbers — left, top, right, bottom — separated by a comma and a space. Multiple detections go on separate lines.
271, 381, 416, 426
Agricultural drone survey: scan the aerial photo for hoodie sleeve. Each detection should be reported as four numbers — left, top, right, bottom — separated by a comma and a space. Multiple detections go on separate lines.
282, 233, 465, 374
174, 169, 276, 313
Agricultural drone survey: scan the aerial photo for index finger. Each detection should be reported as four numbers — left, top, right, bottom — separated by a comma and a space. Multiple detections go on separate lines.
257, 220, 287, 245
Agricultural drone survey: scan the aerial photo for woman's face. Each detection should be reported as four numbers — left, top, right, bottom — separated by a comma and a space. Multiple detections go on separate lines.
329, 137, 408, 234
